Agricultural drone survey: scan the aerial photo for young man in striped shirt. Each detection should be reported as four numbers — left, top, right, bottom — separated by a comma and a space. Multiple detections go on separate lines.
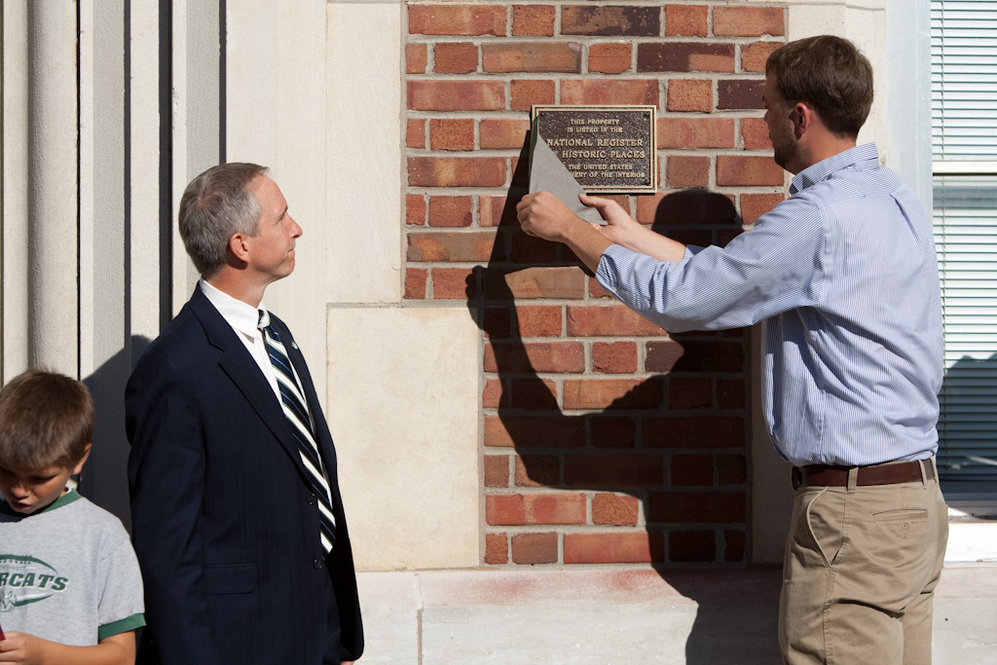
518, 35, 946, 665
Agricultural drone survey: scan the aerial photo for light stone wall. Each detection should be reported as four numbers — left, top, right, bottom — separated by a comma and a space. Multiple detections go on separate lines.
320, 1, 482, 570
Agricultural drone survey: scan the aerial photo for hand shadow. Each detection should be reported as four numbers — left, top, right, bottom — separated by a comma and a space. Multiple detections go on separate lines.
465, 133, 780, 663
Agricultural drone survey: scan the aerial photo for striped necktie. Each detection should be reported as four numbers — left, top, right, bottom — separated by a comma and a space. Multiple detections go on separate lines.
258, 310, 336, 553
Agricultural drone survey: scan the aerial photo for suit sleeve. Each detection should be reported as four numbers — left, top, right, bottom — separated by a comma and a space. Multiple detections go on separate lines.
126, 347, 220, 664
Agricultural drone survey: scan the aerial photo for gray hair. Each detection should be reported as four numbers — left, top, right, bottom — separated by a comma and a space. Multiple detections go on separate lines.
178, 162, 269, 277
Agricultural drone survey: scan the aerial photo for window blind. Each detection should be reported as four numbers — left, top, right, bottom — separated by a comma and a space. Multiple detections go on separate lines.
931, 0, 997, 489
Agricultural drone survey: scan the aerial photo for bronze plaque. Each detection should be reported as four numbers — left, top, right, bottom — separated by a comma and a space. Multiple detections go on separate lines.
531, 105, 656, 193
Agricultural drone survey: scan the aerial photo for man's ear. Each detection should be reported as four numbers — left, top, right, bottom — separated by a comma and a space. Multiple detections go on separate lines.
792, 101, 816, 139
229, 233, 251, 263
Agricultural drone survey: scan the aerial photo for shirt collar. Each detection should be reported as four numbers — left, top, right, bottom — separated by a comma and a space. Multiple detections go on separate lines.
789, 142, 880, 195
199, 279, 267, 340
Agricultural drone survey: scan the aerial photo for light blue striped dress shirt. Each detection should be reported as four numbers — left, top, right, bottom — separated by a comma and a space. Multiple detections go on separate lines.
596, 144, 944, 467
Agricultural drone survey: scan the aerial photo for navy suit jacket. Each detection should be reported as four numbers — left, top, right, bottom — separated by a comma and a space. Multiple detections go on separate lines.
126, 287, 363, 665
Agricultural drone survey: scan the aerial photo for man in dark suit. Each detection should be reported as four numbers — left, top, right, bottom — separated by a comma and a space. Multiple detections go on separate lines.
126, 163, 363, 665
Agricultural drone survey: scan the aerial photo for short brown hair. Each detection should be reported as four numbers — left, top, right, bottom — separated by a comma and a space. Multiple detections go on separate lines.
178, 162, 269, 277
0, 369, 95, 470
766, 35, 873, 137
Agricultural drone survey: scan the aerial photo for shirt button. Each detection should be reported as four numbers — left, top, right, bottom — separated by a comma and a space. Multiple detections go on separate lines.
313, 558, 324, 569
307, 493, 318, 505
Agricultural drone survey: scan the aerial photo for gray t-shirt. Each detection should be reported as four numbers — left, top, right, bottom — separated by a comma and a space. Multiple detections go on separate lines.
0, 489, 145, 645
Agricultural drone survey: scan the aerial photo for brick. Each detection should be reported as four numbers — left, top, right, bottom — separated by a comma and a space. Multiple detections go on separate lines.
671, 454, 714, 486
589, 415, 636, 449
484, 341, 585, 373
487, 493, 586, 526
667, 377, 713, 409
651, 190, 739, 228
511, 79, 556, 110
716, 155, 783, 186
404, 267, 427, 299
408, 157, 507, 187
560, 79, 658, 106
406, 193, 426, 226
495, 266, 587, 299
406, 43, 427, 74
718, 378, 745, 410
665, 4, 708, 37
647, 491, 746, 523
667, 79, 712, 112
485, 455, 511, 487
428, 195, 474, 227
485, 532, 509, 564
513, 4, 555, 36
563, 378, 664, 410
479, 195, 511, 227
669, 530, 716, 562
482, 307, 511, 339
592, 493, 639, 525
644, 417, 744, 449
484, 415, 586, 448
515, 455, 559, 487
482, 378, 502, 409
724, 529, 746, 562
718, 454, 747, 485
740, 193, 785, 224
718, 79, 764, 110
408, 80, 505, 111
434, 42, 479, 74
564, 455, 664, 488
510, 231, 560, 264
666, 155, 711, 188
406, 118, 426, 149
480, 118, 530, 150
654, 340, 744, 373
562, 6, 660, 36
515, 305, 564, 337
638, 43, 735, 73
564, 531, 662, 564
567, 305, 666, 336
407, 231, 496, 262
588, 275, 614, 299
741, 116, 771, 150
742, 41, 782, 73
589, 42, 632, 74
432, 267, 476, 299
643, 338, 683, 372
658, 117, 735, 150
483, 42, 581, 73
592, 341, 638, 373
506, 378, 558, 410
429, 118, 474, 150
409, 4, 507, 36
713, 6, 785, 37
511, 532, 558, 564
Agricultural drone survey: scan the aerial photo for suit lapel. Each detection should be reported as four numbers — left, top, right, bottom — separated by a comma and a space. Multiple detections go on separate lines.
189, 288, 309, 473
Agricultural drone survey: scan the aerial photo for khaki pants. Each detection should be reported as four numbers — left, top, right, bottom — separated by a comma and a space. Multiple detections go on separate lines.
779, 460, 948, 665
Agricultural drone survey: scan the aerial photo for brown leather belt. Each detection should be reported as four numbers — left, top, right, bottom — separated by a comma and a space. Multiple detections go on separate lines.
792, 460, 934, 490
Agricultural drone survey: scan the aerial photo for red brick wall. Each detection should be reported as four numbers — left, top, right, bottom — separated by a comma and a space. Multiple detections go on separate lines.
405, 2, 786, 566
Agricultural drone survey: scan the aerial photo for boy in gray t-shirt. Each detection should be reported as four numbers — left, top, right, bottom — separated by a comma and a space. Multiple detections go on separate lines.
0, 369, 144, 664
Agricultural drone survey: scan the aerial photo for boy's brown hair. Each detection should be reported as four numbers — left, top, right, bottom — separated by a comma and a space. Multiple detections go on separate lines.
0, 369, 95, 469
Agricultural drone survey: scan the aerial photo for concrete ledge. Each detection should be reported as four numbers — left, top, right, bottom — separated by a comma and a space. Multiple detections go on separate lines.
356, 565, 996, 665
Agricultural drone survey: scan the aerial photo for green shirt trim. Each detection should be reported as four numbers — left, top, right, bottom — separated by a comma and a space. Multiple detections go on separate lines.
98, 613, 146, 641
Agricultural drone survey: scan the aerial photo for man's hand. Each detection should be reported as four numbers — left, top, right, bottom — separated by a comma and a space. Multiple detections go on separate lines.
579, 193, 687, 264
516, 191, 612, 271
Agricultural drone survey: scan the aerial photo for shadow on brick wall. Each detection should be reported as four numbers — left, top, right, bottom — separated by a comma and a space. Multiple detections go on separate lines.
466, 137, 779, 661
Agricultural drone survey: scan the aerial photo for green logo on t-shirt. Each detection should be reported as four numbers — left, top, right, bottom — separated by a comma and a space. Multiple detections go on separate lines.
0, 555, 68, 612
